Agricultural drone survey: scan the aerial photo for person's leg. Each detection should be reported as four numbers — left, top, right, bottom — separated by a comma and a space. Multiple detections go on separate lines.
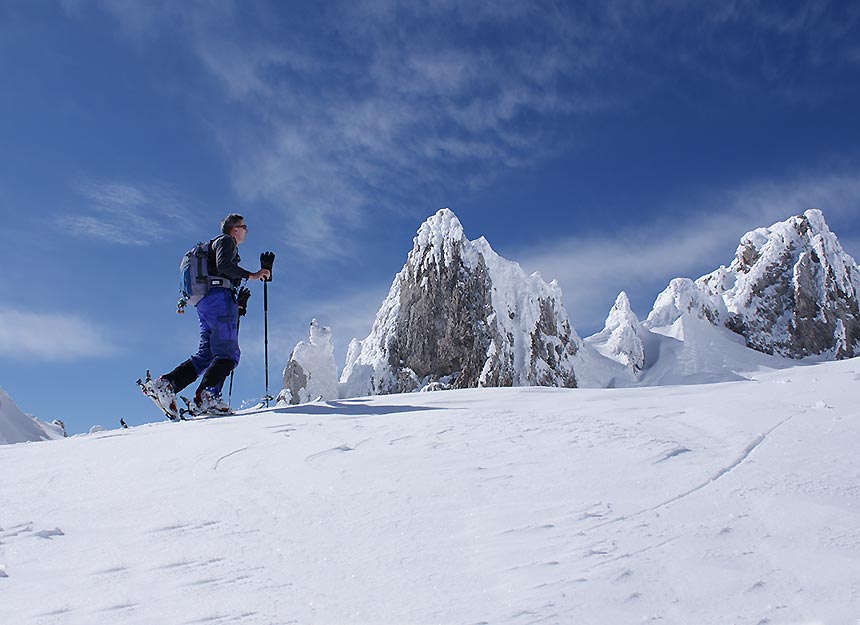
196, 289, 241, 399
161, 359, 198, 394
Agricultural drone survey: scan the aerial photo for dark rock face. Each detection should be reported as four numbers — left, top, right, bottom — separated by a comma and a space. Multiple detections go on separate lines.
340, 208, 581, 396
530, 298, 577, 387
384, 242, 496, 393
281, 360, 308, 405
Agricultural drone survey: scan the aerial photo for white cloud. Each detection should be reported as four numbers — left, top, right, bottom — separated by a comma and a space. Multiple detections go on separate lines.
0, 308, 117, 362
55, 181, 197, 246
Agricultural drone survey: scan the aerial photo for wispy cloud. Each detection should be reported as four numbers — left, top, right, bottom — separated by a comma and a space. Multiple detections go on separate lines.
0, 307, 117, 362
82, 1, 620, 258
516, 169, 860, 334
77, 1, 860, 260
55, 181, 197, 246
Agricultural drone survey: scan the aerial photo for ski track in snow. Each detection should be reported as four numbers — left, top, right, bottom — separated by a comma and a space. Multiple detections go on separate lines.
213, 446, 251, 471
582, 408, 809, 537
1, 361, 860, 624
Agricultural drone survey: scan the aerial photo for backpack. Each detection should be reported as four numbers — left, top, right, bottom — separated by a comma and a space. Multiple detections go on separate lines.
178, 236, 230, 308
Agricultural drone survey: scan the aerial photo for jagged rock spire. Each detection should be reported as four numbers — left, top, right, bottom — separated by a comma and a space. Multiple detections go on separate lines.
340, 208, 580, 397
648, 209, 860, 359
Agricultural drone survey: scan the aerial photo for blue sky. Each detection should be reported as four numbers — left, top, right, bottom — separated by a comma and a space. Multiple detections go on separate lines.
2, 1, 860, 434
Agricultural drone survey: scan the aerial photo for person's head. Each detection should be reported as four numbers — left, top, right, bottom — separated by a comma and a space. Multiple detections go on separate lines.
221, 213, 247, 244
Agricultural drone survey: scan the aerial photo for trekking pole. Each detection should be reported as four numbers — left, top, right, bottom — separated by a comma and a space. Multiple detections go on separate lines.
228, 286, 251, 407
260, 252, 276, 407
264, 280, 269, 406
227, 317, 239, 406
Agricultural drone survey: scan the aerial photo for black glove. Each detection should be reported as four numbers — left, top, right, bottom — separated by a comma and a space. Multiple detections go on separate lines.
260, 251, 275, 282
237, 287, 251, 317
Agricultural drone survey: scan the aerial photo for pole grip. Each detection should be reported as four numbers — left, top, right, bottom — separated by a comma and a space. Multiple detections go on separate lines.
260, 251, 275, 282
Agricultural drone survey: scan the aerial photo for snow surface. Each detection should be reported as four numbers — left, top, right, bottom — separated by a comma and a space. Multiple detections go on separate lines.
0, 387, 64, 445
2, 358, 859, 624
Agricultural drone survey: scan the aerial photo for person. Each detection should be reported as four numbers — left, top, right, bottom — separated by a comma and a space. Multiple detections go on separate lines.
151, 213, 270, 416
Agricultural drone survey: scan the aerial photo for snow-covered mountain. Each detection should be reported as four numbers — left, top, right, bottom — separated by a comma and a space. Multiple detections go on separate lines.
278, 319, 338, 406
696, 209, 860, 359
2, 359, 859, 624
586, 210, 860, 387
340, 208, 580, 396
0, 387, 65, 445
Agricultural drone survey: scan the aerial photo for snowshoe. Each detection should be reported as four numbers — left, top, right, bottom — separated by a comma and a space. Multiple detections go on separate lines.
137, 371, 181, 421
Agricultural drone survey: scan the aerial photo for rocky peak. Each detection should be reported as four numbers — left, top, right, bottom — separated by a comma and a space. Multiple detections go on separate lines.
412, 208, 471, 267
649, 209, 860, 359
709, 209, 860, 358
339, 208, 580, 397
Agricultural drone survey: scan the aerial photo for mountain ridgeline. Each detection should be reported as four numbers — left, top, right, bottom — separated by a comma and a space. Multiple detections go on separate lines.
280, 207, 860, 403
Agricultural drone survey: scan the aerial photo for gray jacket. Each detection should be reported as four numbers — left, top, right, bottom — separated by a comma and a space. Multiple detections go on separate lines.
211, 234, 251, 287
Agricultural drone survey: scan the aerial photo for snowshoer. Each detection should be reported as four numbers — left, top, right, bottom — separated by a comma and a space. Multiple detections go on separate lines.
149, 214, 271, 417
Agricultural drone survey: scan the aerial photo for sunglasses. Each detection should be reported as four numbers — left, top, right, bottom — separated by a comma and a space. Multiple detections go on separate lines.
233, 224, 248, 231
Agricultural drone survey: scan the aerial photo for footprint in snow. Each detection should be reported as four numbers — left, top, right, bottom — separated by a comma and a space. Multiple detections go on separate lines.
34, 528, 65, 540
305, 444, 354, 462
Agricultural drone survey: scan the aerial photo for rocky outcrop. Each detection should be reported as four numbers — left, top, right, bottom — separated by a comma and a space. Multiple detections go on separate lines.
647, 209, 860, 359
278, 319, 338, 405
340, 209, 580, 397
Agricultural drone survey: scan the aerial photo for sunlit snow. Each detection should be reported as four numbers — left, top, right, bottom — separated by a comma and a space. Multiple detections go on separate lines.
2, 358, 858, 624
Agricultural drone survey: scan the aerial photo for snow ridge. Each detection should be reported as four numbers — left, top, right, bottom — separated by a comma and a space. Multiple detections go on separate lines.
0, 387, 65, 445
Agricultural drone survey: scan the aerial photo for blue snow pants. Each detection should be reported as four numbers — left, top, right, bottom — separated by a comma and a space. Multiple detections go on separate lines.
190, 287, 241, 392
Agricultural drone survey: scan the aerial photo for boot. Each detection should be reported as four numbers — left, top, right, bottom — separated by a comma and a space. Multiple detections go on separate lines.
162, 359, 199, 394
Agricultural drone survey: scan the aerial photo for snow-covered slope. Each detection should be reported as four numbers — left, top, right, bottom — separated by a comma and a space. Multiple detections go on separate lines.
584, 281, 795, 387
278, 319, 338, 405
2, 359, 858, 624
0, 387, 65, 445
341, 208, 580, 396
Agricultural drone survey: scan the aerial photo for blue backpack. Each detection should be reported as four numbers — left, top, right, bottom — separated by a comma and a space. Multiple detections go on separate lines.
178, 236, 230, 311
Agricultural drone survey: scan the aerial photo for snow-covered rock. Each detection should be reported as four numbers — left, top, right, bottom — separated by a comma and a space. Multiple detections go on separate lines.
645, 278, 726, 330
647, 210, 860, 359
0, 387, 65, 445
340, 208, 580, 397
705, 209, 860, 358
587, 291, 646, 371
278, 319, 338, 406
